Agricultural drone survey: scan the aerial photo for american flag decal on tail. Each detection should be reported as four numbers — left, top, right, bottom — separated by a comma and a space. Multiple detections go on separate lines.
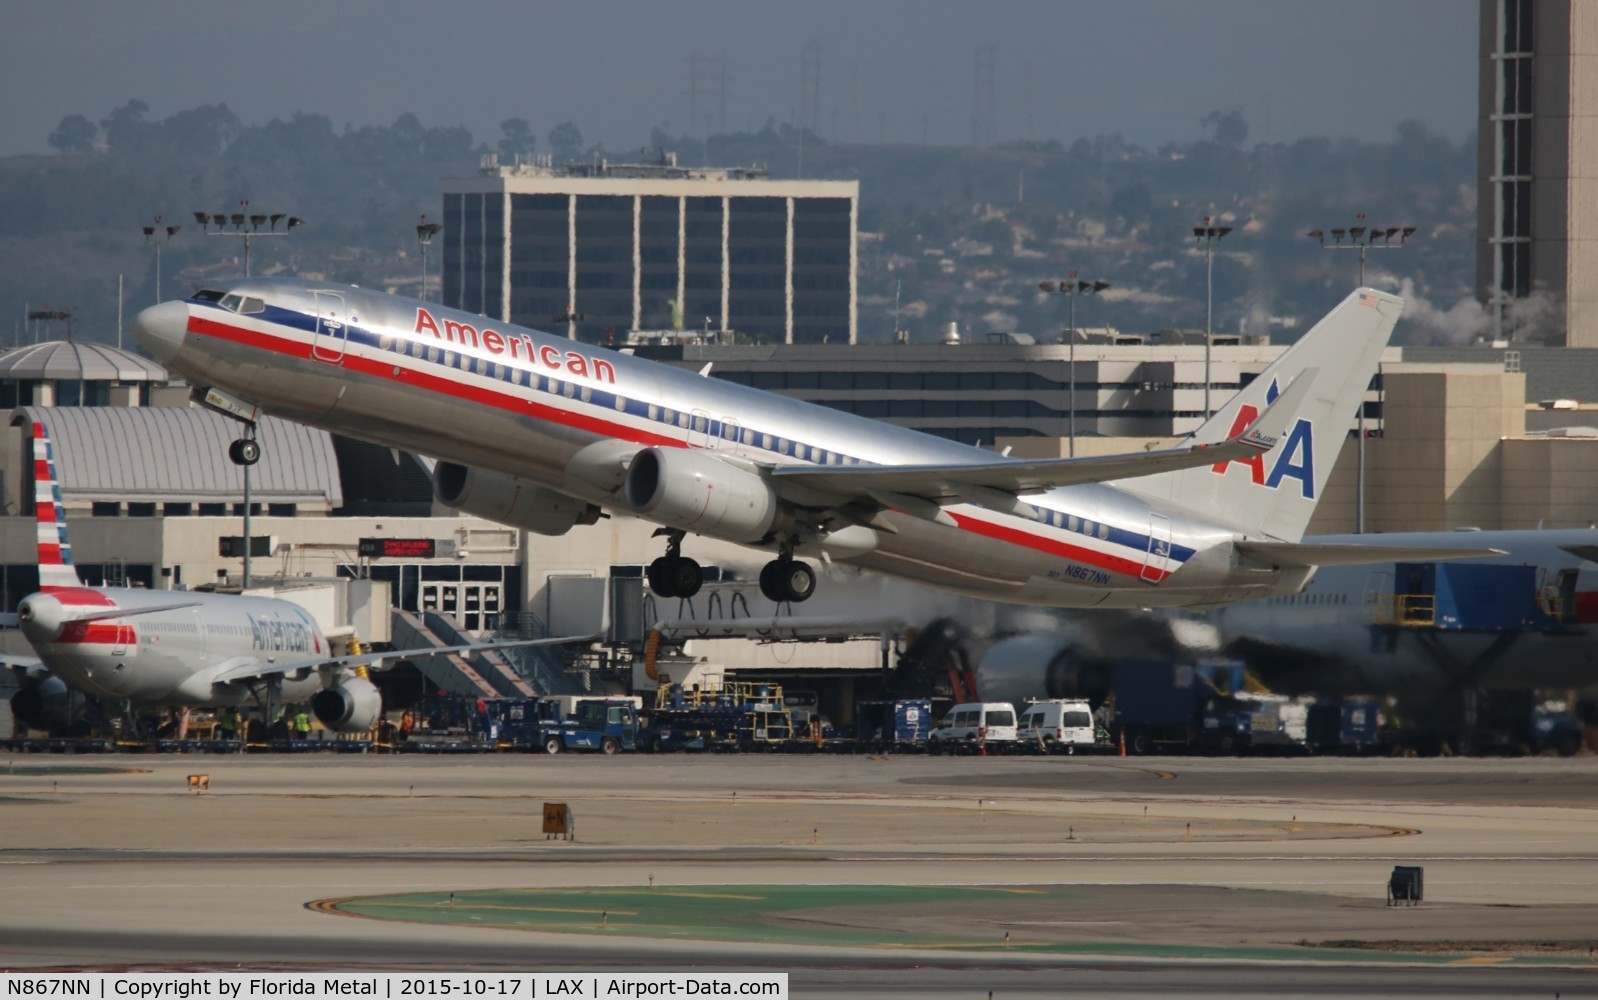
1357, 291, 1379, 308
33, 421, 85, 591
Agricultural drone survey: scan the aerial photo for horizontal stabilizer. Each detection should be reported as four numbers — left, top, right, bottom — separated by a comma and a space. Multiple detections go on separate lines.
1236, 540, 1506, 569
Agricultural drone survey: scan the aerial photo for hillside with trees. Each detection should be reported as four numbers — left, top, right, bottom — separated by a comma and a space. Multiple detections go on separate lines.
0, 100, 1485, 349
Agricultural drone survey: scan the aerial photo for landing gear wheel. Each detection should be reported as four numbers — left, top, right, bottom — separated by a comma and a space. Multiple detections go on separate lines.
647, 555, 702, 598
668, 557, 703, 598
646, 557, 672, 595
228, 438, 261, 466
780, 561, 815, 602
759, 558, 815, 603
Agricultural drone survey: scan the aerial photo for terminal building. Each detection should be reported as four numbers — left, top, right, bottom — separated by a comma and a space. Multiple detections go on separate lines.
441, 155, 859, 346
2, 333, 1597, 713
634, 335, 1284, 445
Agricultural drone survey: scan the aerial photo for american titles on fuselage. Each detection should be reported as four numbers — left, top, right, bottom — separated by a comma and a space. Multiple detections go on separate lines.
412, 307, 615, 384
248, 611, 318, 654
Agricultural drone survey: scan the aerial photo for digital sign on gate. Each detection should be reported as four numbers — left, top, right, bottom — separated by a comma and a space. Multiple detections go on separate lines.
358, 537, 436, 559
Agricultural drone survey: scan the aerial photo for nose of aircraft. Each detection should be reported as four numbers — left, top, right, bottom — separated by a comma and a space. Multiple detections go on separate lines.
133, 300, 189, 364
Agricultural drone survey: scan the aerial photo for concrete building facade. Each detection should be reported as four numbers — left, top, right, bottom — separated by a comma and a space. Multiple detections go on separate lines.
642, 339, 1296, 447
1477, 0, 1598, 346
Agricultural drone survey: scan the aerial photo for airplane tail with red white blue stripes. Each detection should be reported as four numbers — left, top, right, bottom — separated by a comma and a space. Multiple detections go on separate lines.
31, 421, 87, 592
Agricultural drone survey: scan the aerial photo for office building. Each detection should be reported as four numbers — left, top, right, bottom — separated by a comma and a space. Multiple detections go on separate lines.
1477, 0, 1598, 346
441, 155, 859, 345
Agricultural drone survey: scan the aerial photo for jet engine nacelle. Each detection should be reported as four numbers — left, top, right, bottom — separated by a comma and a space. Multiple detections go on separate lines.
623, 447, 781, 543
975, 633, 1112, 708
9, 675, 76, 734
311, 676, 382, 733
433, 462, 601, 537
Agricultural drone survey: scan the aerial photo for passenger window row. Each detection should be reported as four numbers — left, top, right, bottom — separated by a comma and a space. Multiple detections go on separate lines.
371, 329, 876, 472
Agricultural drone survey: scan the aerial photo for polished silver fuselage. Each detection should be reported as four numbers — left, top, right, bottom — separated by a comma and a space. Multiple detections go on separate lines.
152, 278, 1293, 609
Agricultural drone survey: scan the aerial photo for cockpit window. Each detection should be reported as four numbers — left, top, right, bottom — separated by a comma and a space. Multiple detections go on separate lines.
192, 289, 227, 304
210, 292, 266, 314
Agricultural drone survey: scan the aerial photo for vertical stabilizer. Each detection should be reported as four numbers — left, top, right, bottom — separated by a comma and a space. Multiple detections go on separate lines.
32, 421, 84, 591
1121, 288, 1402, 541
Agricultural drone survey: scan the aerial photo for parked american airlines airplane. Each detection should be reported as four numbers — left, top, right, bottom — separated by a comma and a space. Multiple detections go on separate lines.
978, 527, 1598, 705
3, 421, 588, 735
134, 282, 1488, 610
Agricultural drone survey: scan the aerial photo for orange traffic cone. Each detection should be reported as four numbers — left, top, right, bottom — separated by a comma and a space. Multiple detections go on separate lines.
1118, 730, 1126, 757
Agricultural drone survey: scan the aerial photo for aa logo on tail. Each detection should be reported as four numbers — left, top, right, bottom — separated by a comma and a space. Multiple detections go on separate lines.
1209, 379, 1316, 498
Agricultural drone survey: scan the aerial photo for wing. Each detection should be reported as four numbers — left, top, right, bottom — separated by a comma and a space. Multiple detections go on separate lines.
1236, 541, 1507, 569
57, 602, 202, 625
206, 632, 597, 687
766, 369, 1310, 504
1, 653, 46, 676
1559, 544, 1598, 564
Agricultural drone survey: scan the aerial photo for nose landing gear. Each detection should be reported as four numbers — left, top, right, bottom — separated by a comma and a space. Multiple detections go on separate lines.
646, 531, 703, 599
227, 426, 260, 466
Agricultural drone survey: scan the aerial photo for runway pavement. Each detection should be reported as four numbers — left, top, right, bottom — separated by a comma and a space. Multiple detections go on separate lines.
2, 752, 1596, 998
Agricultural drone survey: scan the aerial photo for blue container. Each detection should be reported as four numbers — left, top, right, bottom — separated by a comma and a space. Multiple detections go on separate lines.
855, 699, 933, 742
1307, 697, 1380, 750
1112, 660, 1208, 727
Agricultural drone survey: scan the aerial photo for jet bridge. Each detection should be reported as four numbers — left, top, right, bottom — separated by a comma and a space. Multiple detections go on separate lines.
1371, 563, 1567, 633
1369, 562, 1576, 753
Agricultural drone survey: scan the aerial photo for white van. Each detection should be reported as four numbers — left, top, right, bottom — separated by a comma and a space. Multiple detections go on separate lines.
929, 702, 1019, 743
1018, 699, 1098, 748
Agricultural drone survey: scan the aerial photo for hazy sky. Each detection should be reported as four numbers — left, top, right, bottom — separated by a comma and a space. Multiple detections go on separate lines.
4, 1, 1476, 157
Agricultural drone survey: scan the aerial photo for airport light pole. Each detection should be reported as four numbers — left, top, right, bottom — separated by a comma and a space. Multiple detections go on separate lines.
1307, 215, 1415, 286
27, 308, 73, 344
1193, 218, 1232, 420
1039, 275, 1110, 457
1307, 217, 1414, 533
416, 216, 443, 302
193, 201, 303, 277
141, 217, 181, 304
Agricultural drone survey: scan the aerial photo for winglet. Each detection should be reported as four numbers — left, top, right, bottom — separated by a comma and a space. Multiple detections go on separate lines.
1234, 369, 1316, 454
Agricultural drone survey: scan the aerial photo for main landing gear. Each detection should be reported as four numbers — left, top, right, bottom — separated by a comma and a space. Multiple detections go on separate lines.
227, 425, 260, 466
646, 532, 703, 599
645, 534, 818, 605
758, 548, 815, 604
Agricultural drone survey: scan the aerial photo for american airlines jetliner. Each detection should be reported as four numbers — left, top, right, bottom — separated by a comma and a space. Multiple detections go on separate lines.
134, 281, 1489, 611
978, 527, 1598, 705
4, 421, 588, 735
